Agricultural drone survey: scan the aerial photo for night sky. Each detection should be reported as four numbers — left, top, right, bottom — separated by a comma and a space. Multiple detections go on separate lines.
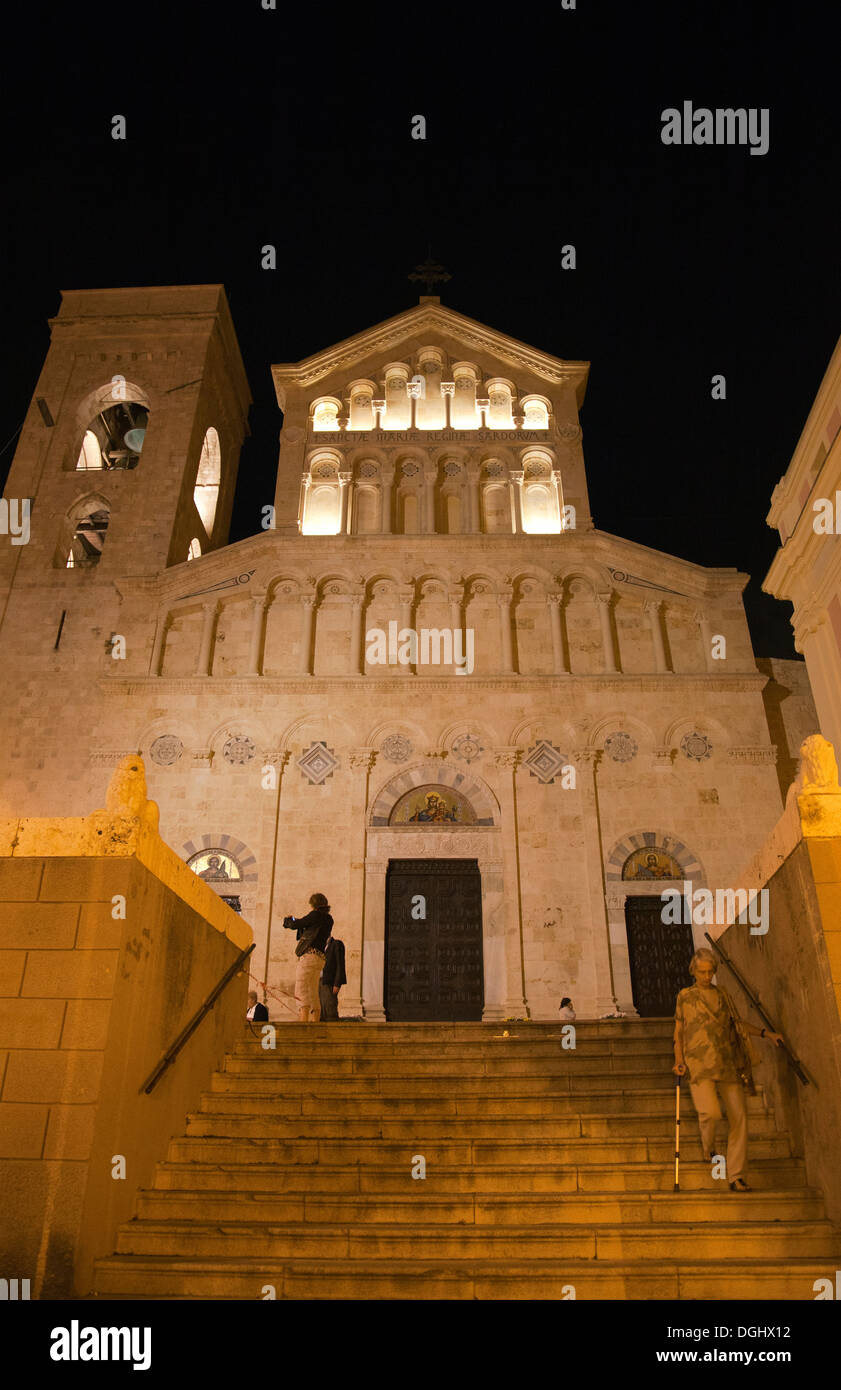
2, 1, 838, 658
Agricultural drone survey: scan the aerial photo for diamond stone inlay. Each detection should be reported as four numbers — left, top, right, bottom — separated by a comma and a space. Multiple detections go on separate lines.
524, 740, 566, 784
298, 741, 340, 784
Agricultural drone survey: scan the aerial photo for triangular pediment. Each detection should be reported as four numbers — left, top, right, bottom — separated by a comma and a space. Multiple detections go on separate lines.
271, 300, 589, 402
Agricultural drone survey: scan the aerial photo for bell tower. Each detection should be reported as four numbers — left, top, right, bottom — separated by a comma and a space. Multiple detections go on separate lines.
0, 284, 251, 588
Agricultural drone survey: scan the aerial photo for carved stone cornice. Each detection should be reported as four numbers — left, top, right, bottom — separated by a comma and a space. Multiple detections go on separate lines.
493, 747, 522, 770
349, 748, 378, 771
727, 746, 778, 764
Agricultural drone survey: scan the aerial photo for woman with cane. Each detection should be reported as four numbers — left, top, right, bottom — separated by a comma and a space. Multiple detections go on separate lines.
672, 949, 782, 1191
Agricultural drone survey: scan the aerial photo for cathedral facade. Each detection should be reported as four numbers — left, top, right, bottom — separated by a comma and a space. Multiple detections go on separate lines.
0, 286, 815, 1020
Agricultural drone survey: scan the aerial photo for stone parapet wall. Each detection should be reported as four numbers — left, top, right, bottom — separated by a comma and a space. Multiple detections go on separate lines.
0, 758, 252, 1296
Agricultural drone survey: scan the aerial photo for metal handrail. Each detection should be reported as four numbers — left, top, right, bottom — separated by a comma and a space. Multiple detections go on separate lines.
704, 932, 815, 1088
140, 942, 256, 1094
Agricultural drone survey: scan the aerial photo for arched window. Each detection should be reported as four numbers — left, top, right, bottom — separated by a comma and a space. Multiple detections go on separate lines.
74, 403, 148, 470
187, 537, 202, 561
193, 428, 221, 536
312, 400, 340, 431
354, 486, 380, 534
348, 383, 376, 430
522, 483, 558, 533
483, 483, 511, 534
304, 484, 340, 534
485, 379, 515, 428
521, 398, 549, 429
65, 499, 111, 568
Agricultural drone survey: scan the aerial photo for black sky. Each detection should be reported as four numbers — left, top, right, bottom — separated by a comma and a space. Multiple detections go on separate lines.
2, 1, 838, 658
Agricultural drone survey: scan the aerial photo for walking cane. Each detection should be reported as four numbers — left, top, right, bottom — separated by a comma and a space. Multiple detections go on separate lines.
674, 1073, 681, 1192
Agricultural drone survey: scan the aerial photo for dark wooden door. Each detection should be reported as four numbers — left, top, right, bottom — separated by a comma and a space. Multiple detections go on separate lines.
385, 859, 484, 1021
625, 895, 694, 1017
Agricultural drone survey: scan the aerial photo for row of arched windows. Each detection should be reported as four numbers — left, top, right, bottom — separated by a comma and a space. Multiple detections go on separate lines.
311, 365, 552, 433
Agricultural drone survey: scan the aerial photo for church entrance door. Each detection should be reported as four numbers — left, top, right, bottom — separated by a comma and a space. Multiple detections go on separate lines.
625, 895, 694, 1017
384, 859, 483, 1021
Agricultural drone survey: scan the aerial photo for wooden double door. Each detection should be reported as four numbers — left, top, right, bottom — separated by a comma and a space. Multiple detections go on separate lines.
385, 859, 484, 1021
625, 894, 694, 1017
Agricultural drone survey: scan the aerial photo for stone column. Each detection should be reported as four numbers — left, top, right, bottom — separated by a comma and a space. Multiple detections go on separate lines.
497, 590, 515, 674
362, 857, 387, 1021
247, 593, 267, 676
423, 468, 437, 533
339, 471, 352, 534
547, 592, 569, 673
441, 381, 455, 428
407, 379, 421, 430
449, 587, 463, 637
299, 594, 316, 675
695, 610, 716, 672
574, 747, 621, 1016
372, 399, 386, 430
347, 749, 377, 1018
196, 601, 218, 677
398, 586, 414, 675
349, 594, 364, 675
261, 749, 291, 1011
492, 748, 529, 1018
149, 610, 170, 676
380, 465, 394, 534
299, 473, 311, 532
596, 591, 618, 673
476, 397, 490, 429
466, 464, 481, 532
510, 470, 524, 532
645, 600, 668, 673
551, 468, 564, 529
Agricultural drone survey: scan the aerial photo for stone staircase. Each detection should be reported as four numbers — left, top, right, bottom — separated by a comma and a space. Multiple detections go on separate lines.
93, 1020, 841, 1299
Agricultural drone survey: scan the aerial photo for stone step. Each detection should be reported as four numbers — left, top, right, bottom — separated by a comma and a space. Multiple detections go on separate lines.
228, 1038, 675, 1059
183, 1109, 781, 1139
199, 1087, 770, 1116
235, 1021, 676, 1041
90, 1256, 840, 1300
153, 1157, 808, 1194
112, 1219, 841, 1261
221, 1055, 674, 1077
167, 1133, 795, 1166
133, 1188, 826, 1225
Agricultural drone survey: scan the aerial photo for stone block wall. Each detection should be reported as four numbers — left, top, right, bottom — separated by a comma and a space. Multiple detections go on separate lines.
714, 763, 841, 1222
0, 763, 252, 1297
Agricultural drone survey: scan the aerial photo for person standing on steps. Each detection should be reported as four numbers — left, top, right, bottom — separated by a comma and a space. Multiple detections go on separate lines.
283, 893, 334, 1023
672, 948, 782, 1192
319, 934, 346, 1020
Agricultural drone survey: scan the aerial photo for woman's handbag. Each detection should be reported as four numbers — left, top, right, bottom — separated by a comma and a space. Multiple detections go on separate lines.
295, 927, 319, 957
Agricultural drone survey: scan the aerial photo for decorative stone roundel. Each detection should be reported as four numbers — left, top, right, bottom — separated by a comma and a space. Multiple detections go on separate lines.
444, 462, 461, 475
604, 731, 638, 763
681, 732, 713, 761
524, 461, 547, 479
484, 462, 505, 478
381, 734, 413, 763
358, 462, 378, 477
223, 735, 256, 765
312, 461, 336, 478
451, 733, 483, 763
150, 735, 183, 766
402, 461, 419, 477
